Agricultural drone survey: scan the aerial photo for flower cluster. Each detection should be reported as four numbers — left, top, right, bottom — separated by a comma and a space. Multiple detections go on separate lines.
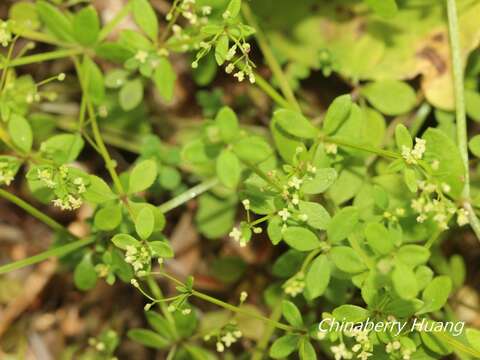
204, 321, 243, 353
29, 165, 89, 211
0, 156, 20, 186
410, 180, 468, 229
125, 244, 151, 274
0, 20, 12, 47
401, 138, 426, 165
283, 272, 305, 297
228, 224, 251, 247
385, 340, 415, 360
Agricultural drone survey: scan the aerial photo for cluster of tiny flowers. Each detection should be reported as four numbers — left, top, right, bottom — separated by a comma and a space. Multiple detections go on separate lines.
125, 245, 151, 274
204, 322, 243, 353
283, 272, 305, 297
35, 166, 87, 211
410, 180, 468, 229
401, 138, 426, 165
0, 161, 16, 186
345, 328, 373, 360
331, 343, 353, 360
229, 226, 248, 247
385, 340, 415, 360
0, 21, 12, 47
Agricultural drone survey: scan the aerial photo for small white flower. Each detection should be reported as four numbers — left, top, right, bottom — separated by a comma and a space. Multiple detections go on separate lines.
457, 208, 469, 226
248, 72, 256, 84
357, 351, 372, 360
278, 208, 290, 221
225, 63, 235, 74
288, 176, 303, 190
216, 341, 225, 352
299, 213, 308, 222
291, 194, 299, 205
233, 71, 245, 82
201, 6, 212, 15
135, 50, 149, 64
240, 291, 248, 302
182, 308, 191, 315
229, 227, 242, 242
242, 199, 250, 210
325, 143, 338, 155
222, 10, 231, 19
441, 183, 451, 193
221, 332, 237, 347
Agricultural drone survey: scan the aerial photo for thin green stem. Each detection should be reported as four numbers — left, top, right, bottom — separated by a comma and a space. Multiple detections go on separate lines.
254, 72, 292, 109
252, 300, 283, 360
0, 189, 66, 233
158, 178, 219, 212
0, 237, 94, 275
146, 275, 179, 339
191, 289, 299, 333
446, 0, 480, 240
0, 48, 83, 70
98, 1, 134, 41
324, 136, 400, 159
242, 3, 300, 112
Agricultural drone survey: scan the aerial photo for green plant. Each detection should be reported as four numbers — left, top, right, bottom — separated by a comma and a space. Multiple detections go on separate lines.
1, 0, 480, 359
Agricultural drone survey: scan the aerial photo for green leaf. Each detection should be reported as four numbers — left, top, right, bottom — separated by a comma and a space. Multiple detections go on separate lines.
327, 206, 359, 243
216, 149, 241, 188
361, 80, 416, 116
233, 136, 273, 164
397, 245, 430, 267
153, 57, 176, 102
149, 241, 174, 258
392, 263, 418, 300
365, 0, 398, 18
145, 312, 175, 340
468, 134, 480, 158
305, 255, 331, 299
404, 168, 418, 192
111, 233, 139, 250
129, 159, 158, 194
466, 328, 480, 352
418, 276, 452, 314
132, 0, 158, 41
423, 128, 465, 198
269, 334, 299, 359
274, 109, 319, 139
135, 207, 155, 240
226, 0, 242, 17
130, 202, 166, 232
83, 175, 117, 204
281, 300, 303, 327
127, 329, 170, 349
83, 56, 105, 105
395, 124, 413, 150
466, 90, 480, 122
332, 305, 369, 322
283, 227, 321, 251
94, 204, 122, 231
330, 246, 367, 273
215, 107, 238, 143
323, 94, 352, 135
216, 106, 239, 143
267, 216, 283, 245
301, 168, 337, 194
73, 6, 100, 45
73, 253, 98, 291
298, 201, 331, 230
40, 134, 84, 164
9, 2, 40, 30
215, 34, 229, 65
364, 222, 394, 255
196, 193, 236, 239
298, 338, 316, 360
36, 1, 74, 42
8, 114, 32, 153
120, 79, 143, 111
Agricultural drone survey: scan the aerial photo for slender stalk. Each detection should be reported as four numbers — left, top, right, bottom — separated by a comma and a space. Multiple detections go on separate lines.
158, 178, 218, 212
0, 189, 66, 233
98, 0, 134, 41
252, 300, 283, 360
324, 136, 400, 159
191, 289, 300, 333
446, 0, 480, 239
0, 237, 94, 275
254, 72, 292, 109
0, 49, 83, 70
242, 3, 300, 112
